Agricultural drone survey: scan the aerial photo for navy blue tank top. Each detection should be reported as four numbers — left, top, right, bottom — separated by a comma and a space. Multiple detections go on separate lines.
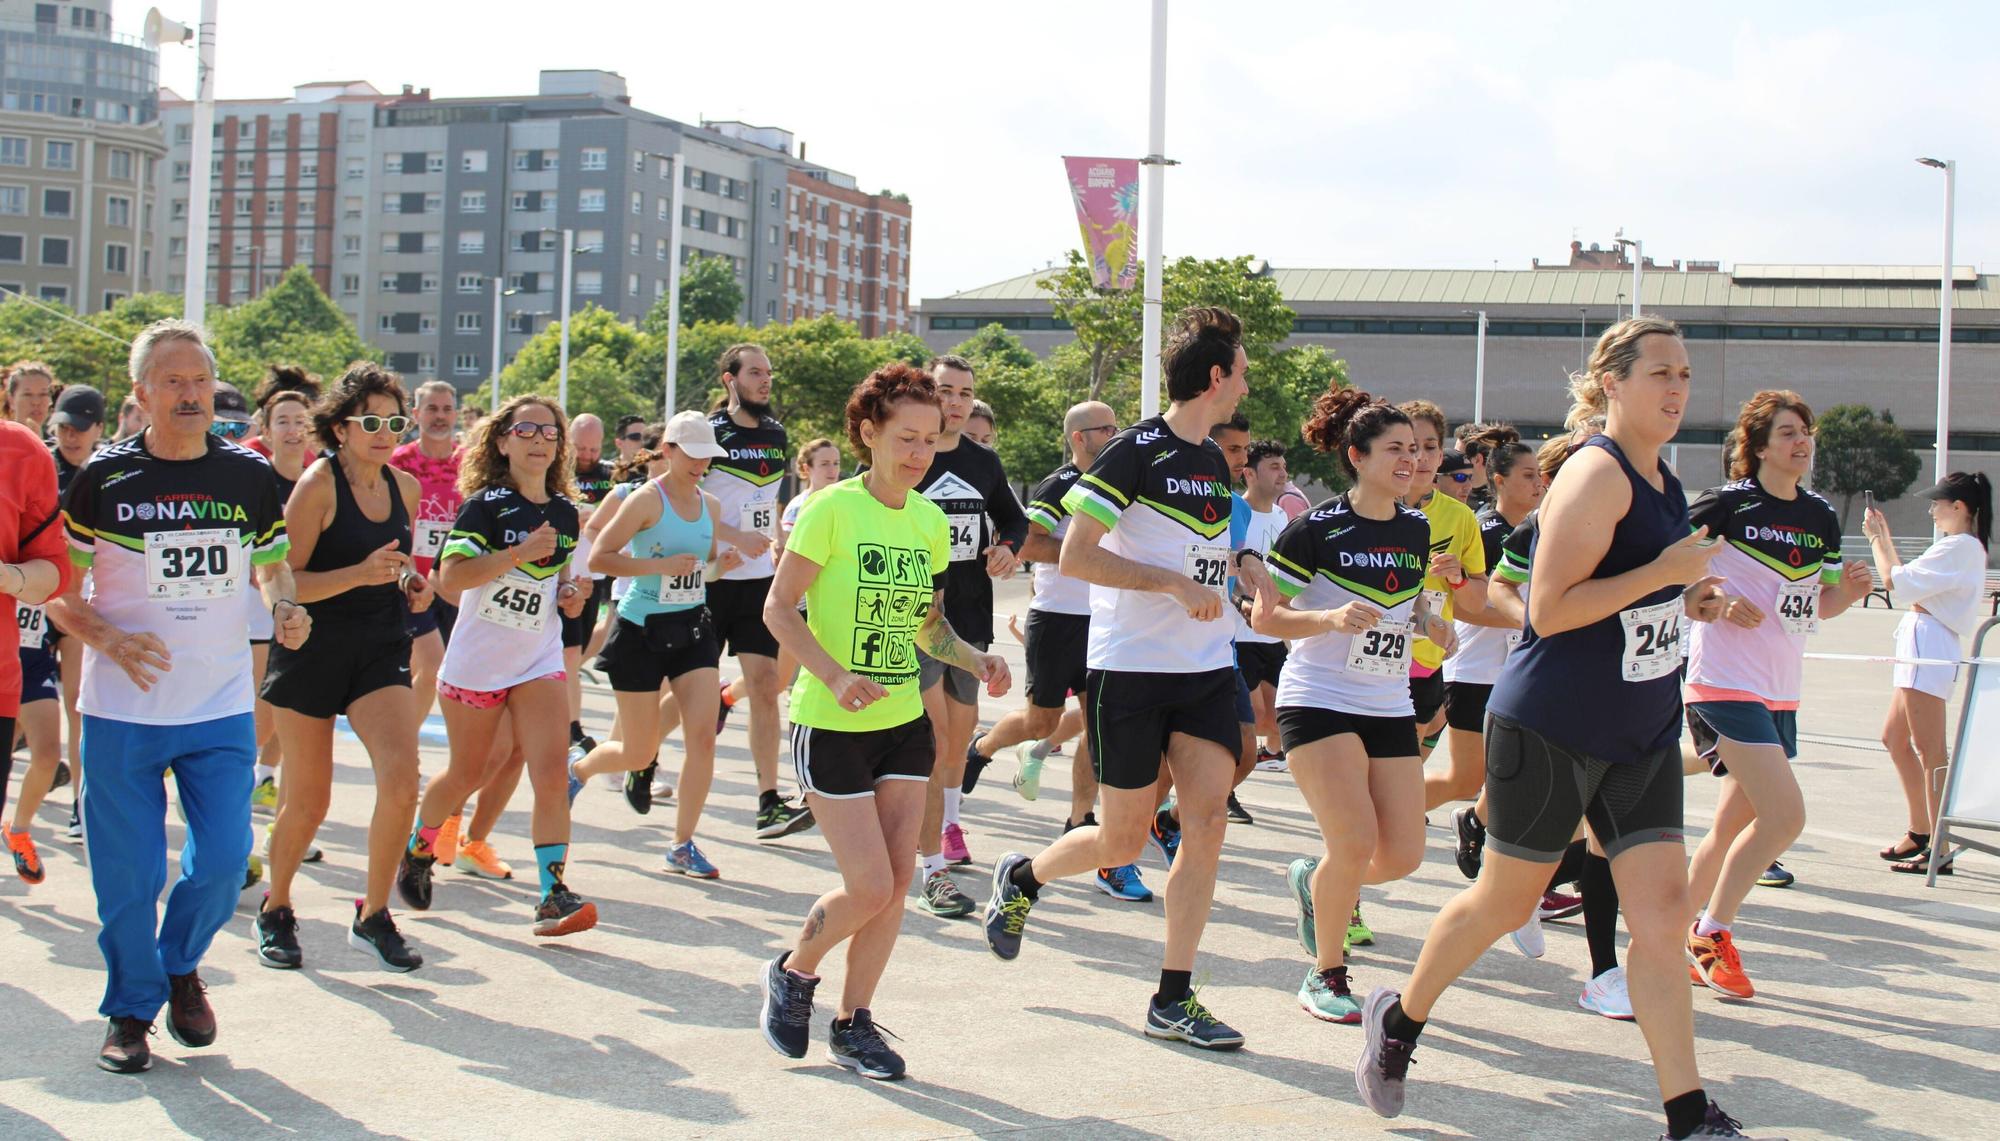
1488, 435, 1689, 761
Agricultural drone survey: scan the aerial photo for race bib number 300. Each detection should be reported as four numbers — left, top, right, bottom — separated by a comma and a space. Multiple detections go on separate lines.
1183, 544, 1229, 597
144, 528, 242, 601
1618, 598, 1683, 682
1346, 621, 1413, 677
1776, 580, 1820, 637
16, 603, 45, 650
660, 563, 705, 606
476, 572, 551, 633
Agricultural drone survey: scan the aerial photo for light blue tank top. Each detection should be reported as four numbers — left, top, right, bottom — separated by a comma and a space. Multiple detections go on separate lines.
616, 480, 712, 620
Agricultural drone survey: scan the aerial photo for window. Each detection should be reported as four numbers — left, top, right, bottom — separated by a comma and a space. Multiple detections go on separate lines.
633, 152, 646, 173
461, 190, 486, 213
239, 121, 254, 140
766, 299, 777, 319
169, 236, 187, 257
686, 207, 705, 229
383, 154, 403, 174
576, 270, 603, 295
108, 149, 134, 180
655, 278, 666, 299
421, 274, 440, 293
0, 234, 19, 262
378, 313, 397, 333
629, 233, 641, 256
44, 140, 74, 170
507, 273, 528, 292
296, 233, 315, 255
631, 190, 642, 215
269, 124, 287, 146
767, 224, 779, 246
105, 244, 129, 273
175, 124, 192, 144
455, 312, 482, 333
171, 198, 188, 220
770, 188, 780, 208
266, 198, 282, 217
382, 193, 402, 214
40, 236, 70, 266
419, 317, 437, 335
299, 158, 318, 180
172, 160, 190, 181
106, 196, 131, 226
0, 187, 21, 216
457, 272, 483, 293
658, 196, 669, 221
766, 261, 777, 283
462, 149, 488, 173
340, 274, 360, 296
379, 275, 398, 293
37, 285, 66, 305
343, 234, 362, 254
627, 272, 640, 297
578, 230, 605, 253
426, 153, 445, 173
267, 154, 285, 178
459, 231, 485, 254
656, 237, 667, 261
41, 188, 70, 217
236, 157, 254, 178
296, 195, 315, 217
381, 234, 401, 254
453, 353, 480, 376
423, 193, 443, 213
580, 147, 607, 171
346, 157, 365, 181
578, 189, 605, 213
418, 353, 436, 374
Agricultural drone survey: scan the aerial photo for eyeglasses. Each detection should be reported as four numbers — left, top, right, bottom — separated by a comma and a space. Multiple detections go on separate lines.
1081, 424, 1119, 436
209, 419, 253, 440
504, 421, 562, 441
620, 432, 646, 442
1441, 471, 1472, 483
345, 414, 412, 435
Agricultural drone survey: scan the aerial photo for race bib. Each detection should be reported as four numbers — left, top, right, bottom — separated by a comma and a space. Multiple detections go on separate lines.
1346, 621, 1413, 678
946, 513, 981, 563
17, 602, 45, 650
415, 519, 451, 559
740, 499, 777, 541
144, 528, 242, 601
1618, 598, 1682, 682
1183, 544, 1229, 597
659, 563, 705, 606
1422, 588, 1449, 625
475, 572, 551, 633
1776, 580, 1819, 637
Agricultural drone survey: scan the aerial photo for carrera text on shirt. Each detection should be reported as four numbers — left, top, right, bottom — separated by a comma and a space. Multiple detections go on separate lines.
1686, 480, 1845, 706
61, 434, 289, 725
1268, 495, 1432, 717
1024, 462, 1091, 617
707, 410, 789, 581
1062, 416, 1236, 673
435, 485, 579, 693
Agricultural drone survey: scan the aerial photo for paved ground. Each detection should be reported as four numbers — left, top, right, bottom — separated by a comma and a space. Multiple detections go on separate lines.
3, 585, 1997, 1140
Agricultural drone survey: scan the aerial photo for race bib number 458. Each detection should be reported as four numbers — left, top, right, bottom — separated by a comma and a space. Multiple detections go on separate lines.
476, 573, 550, 633
144, 528, 242, 601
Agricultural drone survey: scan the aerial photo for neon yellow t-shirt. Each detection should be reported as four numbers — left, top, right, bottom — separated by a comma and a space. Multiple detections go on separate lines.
785, 477, 951, 731
1413, 491, 1488, 670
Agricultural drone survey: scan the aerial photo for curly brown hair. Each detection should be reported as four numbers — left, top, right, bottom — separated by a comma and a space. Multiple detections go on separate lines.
312, 362, 408, 451
1726, 390, 1814, 481
458, 394, 578, 501
844, 362, 940, 462
1397, 398, 1448, 443
1302, 385, 1410, 479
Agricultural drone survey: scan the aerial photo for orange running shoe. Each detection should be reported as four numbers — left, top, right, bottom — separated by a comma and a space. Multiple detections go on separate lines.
1687, 926, 1755, 998
457, 838, 514, 880
9, 829, 45, 884
436, 814, 462, 866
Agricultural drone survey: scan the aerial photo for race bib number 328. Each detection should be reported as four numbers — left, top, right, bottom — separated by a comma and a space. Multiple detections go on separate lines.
144, 528, 242, 601
1183, 544, 1229, 597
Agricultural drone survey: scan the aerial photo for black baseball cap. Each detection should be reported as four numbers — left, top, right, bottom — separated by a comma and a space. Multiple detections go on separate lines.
213, 380, 252, 422
50, 384, 105, 429
1438, 448, 1472, 474
1921, 471, 1990, 505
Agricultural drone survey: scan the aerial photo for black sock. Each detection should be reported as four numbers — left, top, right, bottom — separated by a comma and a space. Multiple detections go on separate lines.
1384, 999, 1426, 1042
1582, 852, 1621, 978
1063, 812, 1097, 833
1009, 857, 1041, 900
1155, 969, 1192, 1005
758, 789, 781, 812
1155, 806, 1178, 833
569, 720, 583, 743
960, 755, 988, 795
1548, 838, 1587, 893
1664, 1089, 1709, 1139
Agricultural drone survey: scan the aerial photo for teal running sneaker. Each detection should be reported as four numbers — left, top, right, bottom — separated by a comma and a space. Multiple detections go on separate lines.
1300, 965, 1363, 1024
1286, 857, 1320, 957
1010, 742, 1045, 801
1095, 864, 1153, 902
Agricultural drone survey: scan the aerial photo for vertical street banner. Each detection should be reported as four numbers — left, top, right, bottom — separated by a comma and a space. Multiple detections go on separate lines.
1062, 156, 1141, 290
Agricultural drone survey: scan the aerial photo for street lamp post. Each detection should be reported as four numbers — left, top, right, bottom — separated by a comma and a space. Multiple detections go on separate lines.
1615, 231, 1643, 318
488, 278, 518, 409
1138, 0, 1169, 419
537, 227, 577, 411
146, 4, 216, 324
639, 149, 687, 418
1579, 308, 1588, 370
1462, 309, 1487, 423
1918, 157, 1955, 497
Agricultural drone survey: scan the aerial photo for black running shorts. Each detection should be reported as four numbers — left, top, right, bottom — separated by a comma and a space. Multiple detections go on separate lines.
1085, 666, 1240, 790
560, 578, 614, 649
1235, 640, 1289, 690
790, 715, 934, 800
1481, 713, 1684, 862
1023, 608, 1089, 709
1444, 681, 1493, 734
1409, 670, 1446, 724
705, 575, 780, 659
594, 613, 720, 693
261, 630, 413, 720
1276, 705, 1420, 760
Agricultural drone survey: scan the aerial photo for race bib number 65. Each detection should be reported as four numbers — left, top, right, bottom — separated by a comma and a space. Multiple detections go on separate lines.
144, 528, 242, 601
740, 500, 777, 541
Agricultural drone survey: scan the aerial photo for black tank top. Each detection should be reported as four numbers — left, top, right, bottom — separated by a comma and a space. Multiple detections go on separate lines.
304, 457, 411, 627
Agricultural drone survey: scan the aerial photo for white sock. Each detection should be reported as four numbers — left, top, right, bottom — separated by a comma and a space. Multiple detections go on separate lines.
254, 764, 275, 784
1695, 914, 1730, 938
942, 788, 962, 826
921, 852, 949, 878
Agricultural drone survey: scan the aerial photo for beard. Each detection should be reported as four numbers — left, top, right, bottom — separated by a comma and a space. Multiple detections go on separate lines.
735, 396, 773, 420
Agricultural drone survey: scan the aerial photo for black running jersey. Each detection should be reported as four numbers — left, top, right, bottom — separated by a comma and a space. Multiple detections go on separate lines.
708, 411, 789, 580
437, 485, 580, 693
913, 438, 1026, 645
1268, 494, 1432, 715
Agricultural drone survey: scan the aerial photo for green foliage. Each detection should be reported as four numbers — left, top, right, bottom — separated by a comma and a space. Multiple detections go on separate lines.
640, 254, 744, 331
1814, 404, 1923, 527
500, 303, 654, 412
206, 266, 377, 387
1250, 344, 1350, 492
951, 324, 1071, 482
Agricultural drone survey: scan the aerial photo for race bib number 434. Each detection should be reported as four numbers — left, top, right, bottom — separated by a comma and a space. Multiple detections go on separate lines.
144, 528, 242, 601
1776, 580, 1819, 637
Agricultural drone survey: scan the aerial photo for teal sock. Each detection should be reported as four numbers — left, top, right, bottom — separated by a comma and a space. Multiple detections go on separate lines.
534, 843, 567, 895
410, 823, 439, 856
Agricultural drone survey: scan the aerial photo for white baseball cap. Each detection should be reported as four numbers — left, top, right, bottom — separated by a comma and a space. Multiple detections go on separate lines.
665, 410, 726, 458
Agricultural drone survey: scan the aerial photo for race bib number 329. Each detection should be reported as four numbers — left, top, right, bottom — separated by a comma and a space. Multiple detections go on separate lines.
144, 528, 242, 601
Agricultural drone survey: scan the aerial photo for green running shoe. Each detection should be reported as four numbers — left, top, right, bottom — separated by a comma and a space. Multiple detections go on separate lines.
1348, 903, 1375, 947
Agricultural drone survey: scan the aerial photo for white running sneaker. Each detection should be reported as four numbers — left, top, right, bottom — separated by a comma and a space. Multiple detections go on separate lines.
1578, 966, 1635, 1020
1509, 911, 1545, 958
650, 771, 675, 801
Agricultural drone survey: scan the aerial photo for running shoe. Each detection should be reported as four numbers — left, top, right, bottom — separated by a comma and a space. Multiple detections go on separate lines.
1661, 1099, 1783, 1139
253, 899, 302, 969
1537, 889, 1583, 921
8, 829, 45, 884
98, 1016, 153, 1074
565, 748, 586, 806
165, 970, 215, 1048
262, 821, 323, 864
1688, 926, 1754, 998
242, 854, 263, 892
1300, 965, 1363, 1024
1756, 861, 1795, 888
575, 733, 599, 754
1254, 747, 1288, 773
715, 678, 736, 735
651, 770, 676, 802
761, 951, 817, 1059
1450, 805, 1485, 880
397, 850, 436, 910
625, 761, 657, 815
919, 869, 975, 918
50, 759, 70, 791
349, 901, 423, 972
1226, 792, 1254, 825
983, 852, 1034, 960
1143, 989, 1244, 1051
65, 809, 82, 842
250, 775, 278, 816
457, 839, 513, 880
1348, 903, 1375, 947
828, 1009, 905, 1080
1010, 741, 1045, 801
1578, 966, 1635, 1020
1148, 809, 1181, 869
1509, 911, 1546, 958
1095, 864, 1153, 902
435, 814, 461, 866
532, 885, 598, 937
941, 822, 972, 867
665, 840, 720, 879
755, 799, 814, 840
1355, 987, 1416, 1118
1287, 857, 1320, 956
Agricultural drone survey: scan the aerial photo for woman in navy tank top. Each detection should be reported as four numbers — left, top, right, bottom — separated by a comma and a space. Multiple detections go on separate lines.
1356, 319, 1780, 1141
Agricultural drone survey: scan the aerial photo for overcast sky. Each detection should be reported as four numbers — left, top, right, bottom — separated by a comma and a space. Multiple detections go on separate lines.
129, 0, 2000, 301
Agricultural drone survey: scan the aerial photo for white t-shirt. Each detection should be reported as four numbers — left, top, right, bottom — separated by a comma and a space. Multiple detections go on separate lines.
1235, 502, 1288, 645
1891, 532, 1988, 638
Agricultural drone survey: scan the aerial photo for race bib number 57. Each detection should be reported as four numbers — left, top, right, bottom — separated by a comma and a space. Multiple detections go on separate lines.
144, 528, 242, 601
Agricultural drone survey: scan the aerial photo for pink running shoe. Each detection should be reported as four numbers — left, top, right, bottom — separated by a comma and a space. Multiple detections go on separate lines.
941, 823, 972, 867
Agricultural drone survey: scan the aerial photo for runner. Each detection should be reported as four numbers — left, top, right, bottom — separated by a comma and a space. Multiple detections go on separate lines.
980, 306, 1254, 1050
249, 392, 312, 821
562, 413, 615, 752
47, 385, 106, 841
1249, 388, 1445, 1024
1398, 400, 1488, 758
612, 414, 649, 468
568, 411, 743, 876
1434, 449, 1476, 504
397, 394, 594, 938
243, 365, 321, 458
1864, 470, 1991, 874
2, 361, 55, 437
963, 400, 996, 449
1236, 438, 1292, 774
703, 343, 814, 839
2, 415, 67, 885
914, 354, 1025, 915
256, 364, 430, 972
1209, 412, 1263, 828
758, 361, 1008, 1079
392, 380, 464, 728
48, 319, 307, 1074
113, 394, 147, 442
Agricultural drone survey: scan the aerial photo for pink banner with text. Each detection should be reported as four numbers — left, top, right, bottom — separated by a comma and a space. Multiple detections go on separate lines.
1062, 156, 1140, 290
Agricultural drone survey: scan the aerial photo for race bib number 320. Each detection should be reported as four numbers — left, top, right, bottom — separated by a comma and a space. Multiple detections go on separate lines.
475, 572, 550, 633
1618, 598, 1682, 682
144, 528, 242, 601
1183, 544, 1229, 597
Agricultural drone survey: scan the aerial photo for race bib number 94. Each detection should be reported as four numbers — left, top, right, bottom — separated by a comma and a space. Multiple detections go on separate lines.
1346, 621, 1413, 677
946, 513, 981, 563
476, 572, 550, 633
144, 528, 242, 601
1183, 544, 1229, 597
1618, 598, 1682, 682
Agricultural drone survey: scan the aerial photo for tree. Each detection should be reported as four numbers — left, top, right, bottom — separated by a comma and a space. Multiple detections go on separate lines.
1251, 344, 1350, 492
206, 266, 377, 386
640, 254, 744, 329
0, 291, 187, 408
500, 303, 653, 410
951, 324, 1072, 481
1814, 404, 1922, 527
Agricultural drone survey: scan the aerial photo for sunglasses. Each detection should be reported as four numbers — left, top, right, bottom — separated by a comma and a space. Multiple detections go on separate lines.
345, 414, 412, 435
1441, 471, 1472, 483
504, 421, 562, 441
210, 419, 253, 440
620, 432, 646, 442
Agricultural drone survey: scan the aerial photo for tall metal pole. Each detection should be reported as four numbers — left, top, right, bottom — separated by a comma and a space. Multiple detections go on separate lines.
489, 276, 504, 409
1138, 0, 1168, 419
664, 153, 686, 418
1925, 158, 1956, 492
181, 0, 219, 324
1630, 239, 1643, 318
1469, 310, 1487, 423
557, 227, 573, 412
